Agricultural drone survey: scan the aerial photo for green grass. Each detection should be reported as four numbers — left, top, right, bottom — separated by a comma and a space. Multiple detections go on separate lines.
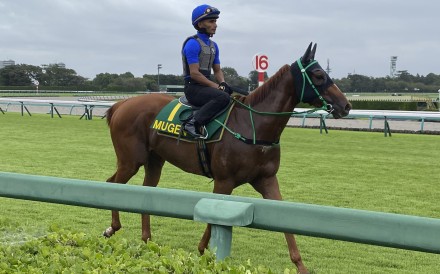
1, 113, 439, 273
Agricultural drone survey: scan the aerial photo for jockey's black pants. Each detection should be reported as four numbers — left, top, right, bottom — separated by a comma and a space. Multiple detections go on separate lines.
184, 83, 230, 125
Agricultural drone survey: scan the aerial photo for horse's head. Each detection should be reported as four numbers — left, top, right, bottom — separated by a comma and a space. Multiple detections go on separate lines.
291, 43, 351, 118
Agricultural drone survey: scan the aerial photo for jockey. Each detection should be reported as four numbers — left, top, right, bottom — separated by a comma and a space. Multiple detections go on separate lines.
181, 4, 232, 138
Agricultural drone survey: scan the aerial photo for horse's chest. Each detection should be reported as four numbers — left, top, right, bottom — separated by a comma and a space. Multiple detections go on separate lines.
259, 145, 274, 154
250, 144, 279, 157
246, 145, 280, 172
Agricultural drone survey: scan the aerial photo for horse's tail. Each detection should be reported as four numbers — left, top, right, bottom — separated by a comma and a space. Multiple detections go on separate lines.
106, 100, 127, 126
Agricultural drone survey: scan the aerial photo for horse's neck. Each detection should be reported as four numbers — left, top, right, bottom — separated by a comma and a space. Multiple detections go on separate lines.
261, 87, 295, 113
250, 67, 297, 113
245, 71, 298, 139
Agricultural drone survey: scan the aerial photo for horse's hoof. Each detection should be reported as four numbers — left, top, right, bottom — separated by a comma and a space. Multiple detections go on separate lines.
103, 227, 114, 238
297, 266, 309, 274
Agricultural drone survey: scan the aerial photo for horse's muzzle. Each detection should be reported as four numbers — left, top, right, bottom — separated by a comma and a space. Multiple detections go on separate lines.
331, 103, 351, 119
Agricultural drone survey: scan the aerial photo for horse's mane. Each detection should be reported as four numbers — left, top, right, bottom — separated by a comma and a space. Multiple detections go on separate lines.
244, 64, 291, 105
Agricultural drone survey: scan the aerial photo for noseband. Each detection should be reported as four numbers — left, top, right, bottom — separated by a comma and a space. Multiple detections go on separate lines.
291, 59, 334, 114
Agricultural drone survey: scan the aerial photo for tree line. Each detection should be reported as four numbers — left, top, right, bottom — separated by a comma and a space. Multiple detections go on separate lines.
337, 71, 440, 93
1, 63, 439, 93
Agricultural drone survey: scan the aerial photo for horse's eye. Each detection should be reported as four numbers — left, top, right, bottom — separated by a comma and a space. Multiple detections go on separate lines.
311, 70, 327, 85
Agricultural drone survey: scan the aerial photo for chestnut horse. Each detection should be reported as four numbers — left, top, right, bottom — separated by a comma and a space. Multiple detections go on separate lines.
104, 43, 351, 273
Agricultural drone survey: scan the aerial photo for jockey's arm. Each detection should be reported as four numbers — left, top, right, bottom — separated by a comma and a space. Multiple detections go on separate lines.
189, 63, 219, 88
212, 64, 225, 84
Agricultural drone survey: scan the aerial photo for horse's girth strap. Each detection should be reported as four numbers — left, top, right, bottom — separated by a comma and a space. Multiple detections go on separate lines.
196, 139, 212, 178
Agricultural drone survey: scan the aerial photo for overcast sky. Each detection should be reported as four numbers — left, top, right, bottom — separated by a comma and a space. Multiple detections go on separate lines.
1, 0, 438, 80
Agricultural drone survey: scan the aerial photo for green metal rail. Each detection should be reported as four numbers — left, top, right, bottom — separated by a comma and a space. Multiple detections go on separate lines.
1, 171, 440, 259
291, 108, 440, 134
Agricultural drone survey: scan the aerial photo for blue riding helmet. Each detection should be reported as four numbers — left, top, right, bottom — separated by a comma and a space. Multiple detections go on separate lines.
192, 4, 220, 29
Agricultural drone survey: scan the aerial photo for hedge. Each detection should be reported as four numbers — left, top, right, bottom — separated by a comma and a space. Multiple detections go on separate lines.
0, 225, 279, 274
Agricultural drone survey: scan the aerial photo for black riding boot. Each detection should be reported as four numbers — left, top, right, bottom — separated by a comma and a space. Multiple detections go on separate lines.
184, 118, 203, 138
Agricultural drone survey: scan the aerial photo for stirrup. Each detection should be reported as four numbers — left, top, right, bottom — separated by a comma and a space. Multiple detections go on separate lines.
198, 125, 209, 140
184, 124, 204, 139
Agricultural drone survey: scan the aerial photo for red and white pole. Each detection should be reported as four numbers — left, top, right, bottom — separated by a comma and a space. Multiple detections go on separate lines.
258, 71, 265, 87
252, 53, 269, 87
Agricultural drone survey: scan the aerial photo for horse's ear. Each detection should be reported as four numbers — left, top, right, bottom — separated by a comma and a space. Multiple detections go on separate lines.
301, 42, 313, 63
310, 43, 317, 60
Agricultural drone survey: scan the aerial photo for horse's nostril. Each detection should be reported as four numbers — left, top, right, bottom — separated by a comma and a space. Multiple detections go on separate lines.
345, 104, 352, 112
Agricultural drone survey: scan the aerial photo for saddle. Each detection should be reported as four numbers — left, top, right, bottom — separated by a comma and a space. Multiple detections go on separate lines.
151, 96, 233, 142
178, 96, 196, 108
151, 96, 234, 178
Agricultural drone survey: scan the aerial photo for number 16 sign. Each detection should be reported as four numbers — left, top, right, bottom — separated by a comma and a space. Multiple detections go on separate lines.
252, 54, 269, 72
252, 53, 269, 86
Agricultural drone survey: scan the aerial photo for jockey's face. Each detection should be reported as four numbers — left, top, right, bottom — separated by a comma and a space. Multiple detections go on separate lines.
198, 19, 217, 36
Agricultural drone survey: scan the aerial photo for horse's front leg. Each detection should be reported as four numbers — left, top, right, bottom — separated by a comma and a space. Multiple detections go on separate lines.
103, 210, 121, 238
251, 176, 309, 274
198, 224, 211, 254
198, 180, 234, 254
284, 233, 308, 274
141, 214, 151, 242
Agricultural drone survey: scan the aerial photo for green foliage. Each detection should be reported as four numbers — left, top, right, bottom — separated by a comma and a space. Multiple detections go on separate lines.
92, 72, 147, 92
0, 64, 42, 86
91, 73, 119, 89
222, 67, 249, 91
0, 222, 269, 273
143, 73, 185, 91
90, 73, 184, 92
350, 101, 418, 110
0, 86, 31, 90
0, 85, 98, 92
296, 100, 419, 111
248, 70, 269, 91
335, 72, 440, 93
0, 64, 86, 87
41, 64, 86, 86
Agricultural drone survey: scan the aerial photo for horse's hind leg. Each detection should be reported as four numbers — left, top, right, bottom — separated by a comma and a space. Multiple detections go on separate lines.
103, 163, 141, 238
141, 152, 165, 242
251, 176, 309, 274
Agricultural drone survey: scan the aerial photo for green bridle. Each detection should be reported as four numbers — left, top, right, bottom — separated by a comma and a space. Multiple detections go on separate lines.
296, 59, 330, 110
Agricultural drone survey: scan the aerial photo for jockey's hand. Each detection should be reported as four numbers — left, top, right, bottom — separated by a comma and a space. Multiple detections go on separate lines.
218, 82, 233, 95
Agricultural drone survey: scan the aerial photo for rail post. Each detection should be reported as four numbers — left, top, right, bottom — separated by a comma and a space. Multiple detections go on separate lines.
194, 198, 254, 260
319, 114, 328, 134
19, 101, 32, 116
384, 116, 392, 137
